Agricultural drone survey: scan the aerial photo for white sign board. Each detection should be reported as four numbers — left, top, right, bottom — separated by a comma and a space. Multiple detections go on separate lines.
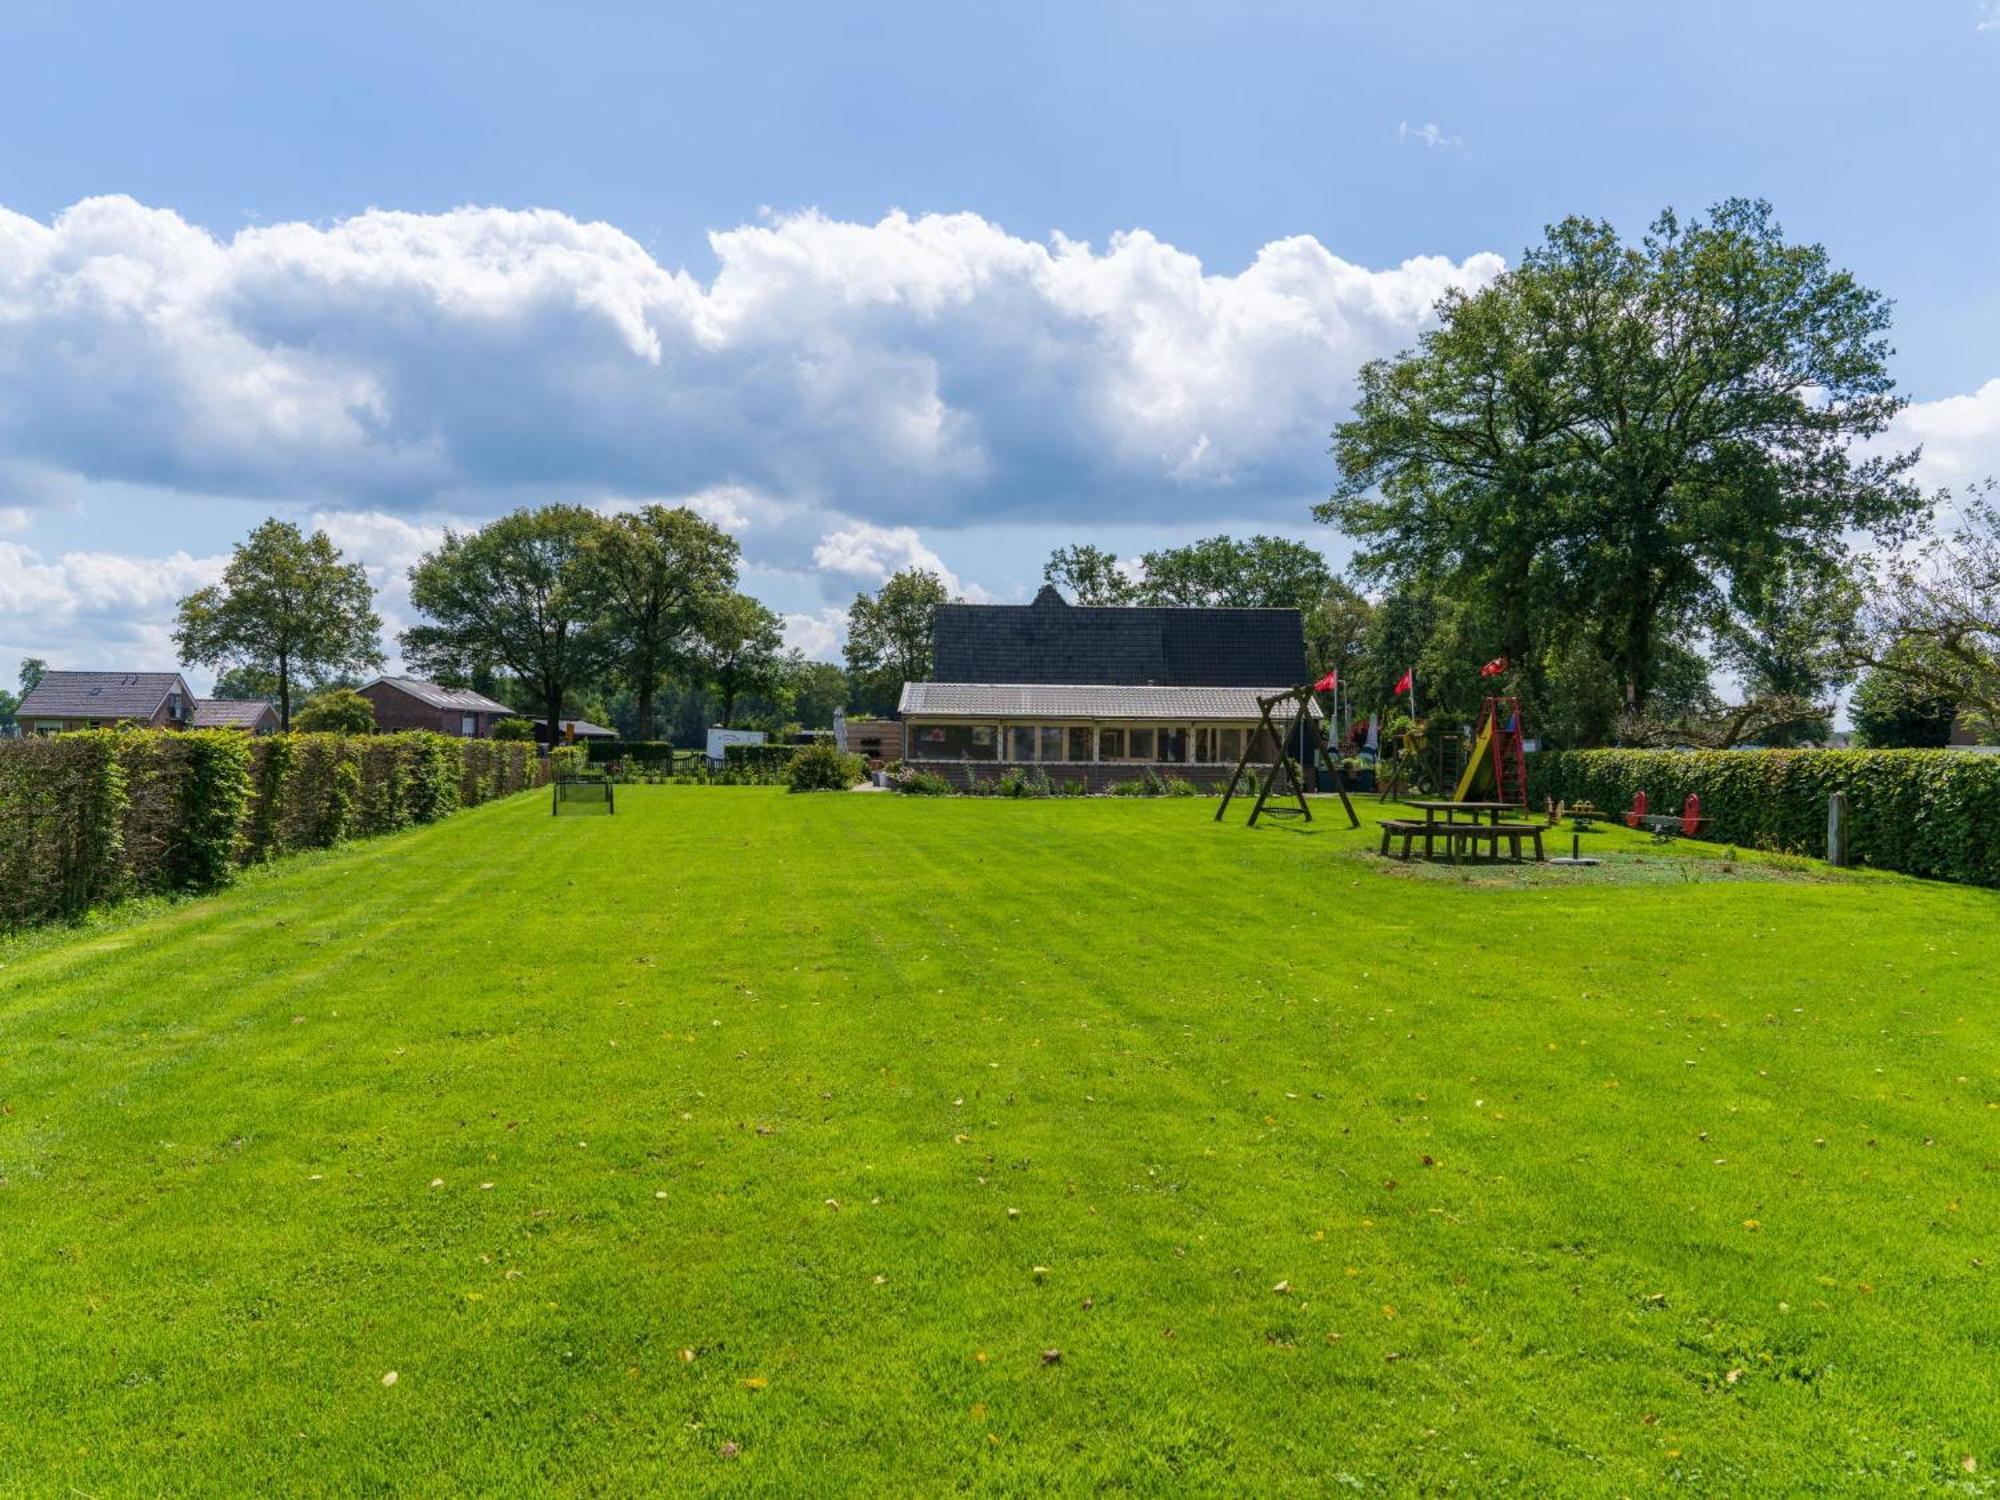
705, 726, 767, 768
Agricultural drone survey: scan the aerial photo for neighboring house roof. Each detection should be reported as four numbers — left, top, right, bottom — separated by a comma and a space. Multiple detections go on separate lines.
17, 670, 191, 721
899, 683, 1320, 720
550, 718, 618, 739
930, 585, 1308, 688
361, 676, 516, 715
194, 698, 279, 729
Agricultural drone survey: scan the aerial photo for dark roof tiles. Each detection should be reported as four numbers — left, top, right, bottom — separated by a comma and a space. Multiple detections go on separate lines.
17, 670, 190, 720
931, 591, 1308, 688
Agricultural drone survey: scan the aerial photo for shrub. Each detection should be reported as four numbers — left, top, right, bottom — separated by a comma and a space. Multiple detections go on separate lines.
549, 745, 589, 780
784, 741, 867, 793
994, 765, 1053, 798
1529, 748, 2000, 887
490, 716, 537, 742
292, 688, 377, 734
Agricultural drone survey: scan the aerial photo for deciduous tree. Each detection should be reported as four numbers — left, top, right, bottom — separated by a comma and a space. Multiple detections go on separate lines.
844, 569, 950, 712
1322, 199, 1922, 715
403, 505, 611, 742
695, 593, 785, 728
584, 505, 739, 741
174, 520, 384, 729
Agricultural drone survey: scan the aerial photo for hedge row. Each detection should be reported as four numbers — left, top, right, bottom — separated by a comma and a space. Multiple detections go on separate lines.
584, 740, 688, 765
722, 743, 796, 772
0, 731, 541, 930
1528, 749, 2000, 887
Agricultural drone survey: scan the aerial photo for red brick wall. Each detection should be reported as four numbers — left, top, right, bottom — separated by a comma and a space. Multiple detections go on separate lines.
358, 683, 452, 735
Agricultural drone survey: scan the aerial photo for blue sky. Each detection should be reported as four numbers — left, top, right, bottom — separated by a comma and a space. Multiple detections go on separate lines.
2, 0, 1997, 680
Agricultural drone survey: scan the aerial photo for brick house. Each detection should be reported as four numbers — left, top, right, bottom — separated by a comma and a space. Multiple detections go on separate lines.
357, 676, 519, 737
897, 586, 1313, 790
193, 699, 282, 734
16, 671, 195, 734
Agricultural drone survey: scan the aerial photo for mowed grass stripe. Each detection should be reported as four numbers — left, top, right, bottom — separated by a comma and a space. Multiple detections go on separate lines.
0, 787, 1995, 1494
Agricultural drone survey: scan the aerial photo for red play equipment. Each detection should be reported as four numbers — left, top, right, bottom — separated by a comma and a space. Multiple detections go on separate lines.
1451, 695, 1528, 806
1626, 791, 1704, 836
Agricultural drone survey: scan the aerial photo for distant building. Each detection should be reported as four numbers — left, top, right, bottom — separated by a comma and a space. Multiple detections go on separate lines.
897, 586, 1311, 790
193, 699, 282, 734
357, 676, 517, 737
16, 671, 195, 734
532, 718, 618, 744
835, 710, 903, 765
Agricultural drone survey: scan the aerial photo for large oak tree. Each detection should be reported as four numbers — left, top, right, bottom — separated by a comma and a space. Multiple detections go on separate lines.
1320, 199, 1923, 715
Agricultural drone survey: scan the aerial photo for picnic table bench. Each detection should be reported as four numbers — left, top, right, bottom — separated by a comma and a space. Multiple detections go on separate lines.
1379, 819, 1546, 863
1379, 800, 1546, 863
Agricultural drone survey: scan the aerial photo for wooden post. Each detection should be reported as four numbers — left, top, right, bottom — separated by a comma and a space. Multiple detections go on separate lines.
1827, 791, 1850, 867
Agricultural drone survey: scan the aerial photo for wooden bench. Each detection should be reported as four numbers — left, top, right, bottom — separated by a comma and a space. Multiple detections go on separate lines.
1378, 818, 1436, 859
1378, 818, 1545, 862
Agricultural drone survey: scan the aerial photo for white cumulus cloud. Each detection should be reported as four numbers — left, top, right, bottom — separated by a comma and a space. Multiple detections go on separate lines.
1893, 377, 2000, 490
0, 196, 1505, 528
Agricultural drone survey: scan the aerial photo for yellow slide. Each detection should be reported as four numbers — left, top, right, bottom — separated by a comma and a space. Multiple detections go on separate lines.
1454, 709, 1495, 800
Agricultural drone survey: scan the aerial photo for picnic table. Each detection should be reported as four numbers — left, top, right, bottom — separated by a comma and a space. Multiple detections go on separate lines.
1378, 799, 1544, 863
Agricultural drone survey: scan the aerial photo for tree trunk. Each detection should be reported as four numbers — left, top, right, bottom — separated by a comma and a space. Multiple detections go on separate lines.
719, 681, 736, 728
278, 652, 292, 731
636, 688, 654, 743
545, 685, 564, 751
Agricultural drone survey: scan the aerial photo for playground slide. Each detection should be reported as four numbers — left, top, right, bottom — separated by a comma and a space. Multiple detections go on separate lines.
1453, 713, 1494, 801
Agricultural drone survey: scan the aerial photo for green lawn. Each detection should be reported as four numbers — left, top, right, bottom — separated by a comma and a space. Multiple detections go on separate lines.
2, 789, 1995, 1495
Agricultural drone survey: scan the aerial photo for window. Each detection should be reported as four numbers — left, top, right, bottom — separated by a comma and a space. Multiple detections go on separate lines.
915, 723, 998, 760
1126, 727, 1156, 760
462, 714, 478, 737
1216, 727, 1245, 764
1097, 727, 1124, 760
1158, 727, 1188, 763
1068, 726, 1093, 761
1007, 725, 1036, 761
1039, 726, 1064, 761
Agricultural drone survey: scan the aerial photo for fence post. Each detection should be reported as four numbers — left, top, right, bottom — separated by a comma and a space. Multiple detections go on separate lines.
1827, 791, 1849, 868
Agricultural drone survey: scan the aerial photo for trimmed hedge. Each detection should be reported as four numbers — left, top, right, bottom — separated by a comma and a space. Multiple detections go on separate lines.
0, 730, 541, 930
585, 739, 682, 765
723, 743, 796, 773
1528, 749, 2000, 887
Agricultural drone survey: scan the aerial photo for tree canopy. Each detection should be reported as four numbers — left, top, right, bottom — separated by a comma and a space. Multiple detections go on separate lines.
292, 687, 378, 734
844, 568, 950, 713
173, 519, 384, 729
1320, 199, 1923, 718
403, 505, 610, 740
1853, 482, 1998, 738
582, 505, 739, 741
694, 593, 786, 728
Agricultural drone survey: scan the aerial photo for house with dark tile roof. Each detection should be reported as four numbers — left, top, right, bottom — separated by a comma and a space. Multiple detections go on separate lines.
898, 586, 1313, 789
356, 676, 520, 737
193, 698, 282, 734
16, 671, 195, 734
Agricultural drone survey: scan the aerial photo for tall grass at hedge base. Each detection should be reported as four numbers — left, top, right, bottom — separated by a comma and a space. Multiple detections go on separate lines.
1528, 748, 2000, 887
0, 730, 542, 931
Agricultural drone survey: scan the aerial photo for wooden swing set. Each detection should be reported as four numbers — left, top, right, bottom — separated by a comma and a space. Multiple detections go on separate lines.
1213, 685, 1360, 829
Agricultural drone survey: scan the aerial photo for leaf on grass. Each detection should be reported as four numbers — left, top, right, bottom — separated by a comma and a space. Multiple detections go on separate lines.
743, 1376, 768, 1390
381, 1371, 398, 1387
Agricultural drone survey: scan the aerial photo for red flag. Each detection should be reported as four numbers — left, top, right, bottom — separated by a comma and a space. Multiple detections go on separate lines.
1393, 668, 1413, 696
1480, 655, 1508, 679
1312, 669, 1338, 693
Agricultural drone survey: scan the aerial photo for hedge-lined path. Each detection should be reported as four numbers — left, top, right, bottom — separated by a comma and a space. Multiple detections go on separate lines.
2, 789, 1996, 1494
